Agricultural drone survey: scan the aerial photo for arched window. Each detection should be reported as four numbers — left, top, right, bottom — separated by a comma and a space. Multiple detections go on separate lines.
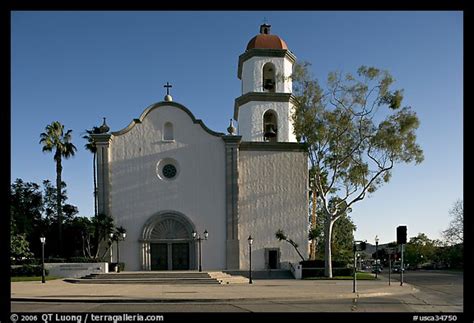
263, 110, 278, 142
163, 122, 174, 141
262, 63, 276, 93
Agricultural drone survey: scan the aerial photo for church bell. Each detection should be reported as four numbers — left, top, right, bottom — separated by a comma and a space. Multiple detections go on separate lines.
264, 124, 277, 140
263, 79, 275, 91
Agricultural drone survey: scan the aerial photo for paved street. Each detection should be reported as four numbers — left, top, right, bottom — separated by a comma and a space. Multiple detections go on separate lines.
12, 298, 414, 312
379, 269, 463, 312
11, 270, 463, 313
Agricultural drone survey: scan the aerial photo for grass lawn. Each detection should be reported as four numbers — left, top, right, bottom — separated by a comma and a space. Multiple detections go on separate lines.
304, 272, 377, 280
11, 276, 62, 282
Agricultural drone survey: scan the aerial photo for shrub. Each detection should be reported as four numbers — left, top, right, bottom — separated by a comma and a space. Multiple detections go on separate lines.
11, 265, 49, 277
68, 257, 101, 263
302, 268, 325, 278
300, 260, 349, 268
302, 267, 353, 278
11, 258, 39, 266
333, 268, 353, 276
46, 257, 66, 263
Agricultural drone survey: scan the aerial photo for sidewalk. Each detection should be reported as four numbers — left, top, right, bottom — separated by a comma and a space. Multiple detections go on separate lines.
11, 278, 418, 303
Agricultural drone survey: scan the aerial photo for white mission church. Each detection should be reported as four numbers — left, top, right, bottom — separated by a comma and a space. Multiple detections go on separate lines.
92, 24, 309, 272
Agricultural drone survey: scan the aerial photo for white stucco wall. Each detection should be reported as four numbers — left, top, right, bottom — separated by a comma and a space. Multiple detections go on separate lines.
108, 104, 226, 271
237, 101, 297, 142
241, 56, 293, 94
238, 149, 308, 270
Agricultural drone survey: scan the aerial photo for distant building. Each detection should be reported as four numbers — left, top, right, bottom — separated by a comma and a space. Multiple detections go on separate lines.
93, 24, 308, 271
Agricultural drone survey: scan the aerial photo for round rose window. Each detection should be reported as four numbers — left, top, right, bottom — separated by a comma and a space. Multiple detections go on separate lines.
162, 164, 177, 179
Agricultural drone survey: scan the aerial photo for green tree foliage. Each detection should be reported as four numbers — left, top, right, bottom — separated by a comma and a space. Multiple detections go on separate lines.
291, 63, 424, 277
435, 243, 463, 269
10, 177, 121, 261
92, 213, 115, 260
40, 180, 79, 258
42, 180, 78, 225
10, 233, 33, 263
404, 233, 438, 267
10, 217, 33, 262
442, 199, 463, 245
403, 233, 462, 269
10, 179, 43, 238
10, 179, 48, 260
315, 212, 356, 265
39, 121, 77, 255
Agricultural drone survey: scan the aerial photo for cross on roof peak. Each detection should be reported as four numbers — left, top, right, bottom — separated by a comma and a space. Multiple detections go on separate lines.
164, 82, 172, 95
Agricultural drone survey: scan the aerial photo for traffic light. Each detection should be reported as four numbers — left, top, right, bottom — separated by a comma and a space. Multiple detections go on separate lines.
397, 226, 407, 244
359, 241, 366, 251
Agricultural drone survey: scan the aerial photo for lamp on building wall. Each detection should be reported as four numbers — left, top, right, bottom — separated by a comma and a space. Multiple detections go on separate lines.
110, 231, 127, 273
248, 235, 253, 284
40, 237, 46, 283
192, 230, 208, 272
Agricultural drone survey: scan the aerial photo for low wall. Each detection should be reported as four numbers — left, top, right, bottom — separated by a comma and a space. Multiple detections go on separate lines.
44, 263, 108, 278
224, 269, 293, 279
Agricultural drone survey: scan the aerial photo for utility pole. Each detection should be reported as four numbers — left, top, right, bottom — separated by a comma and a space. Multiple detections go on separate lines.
400, 244, 404, 286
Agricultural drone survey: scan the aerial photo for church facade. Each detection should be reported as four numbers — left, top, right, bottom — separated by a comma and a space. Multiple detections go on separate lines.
93, 24, 309, 271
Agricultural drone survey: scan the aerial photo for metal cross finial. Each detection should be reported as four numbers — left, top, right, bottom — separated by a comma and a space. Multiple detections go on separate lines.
164, 82, 172, 95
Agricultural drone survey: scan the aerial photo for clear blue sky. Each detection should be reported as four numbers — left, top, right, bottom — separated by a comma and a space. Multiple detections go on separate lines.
11, 11, 463, 245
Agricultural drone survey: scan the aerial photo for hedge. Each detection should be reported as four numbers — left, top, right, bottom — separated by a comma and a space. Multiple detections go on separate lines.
300, 260, 349, 268
68, 257, 103, 263
302, 267, 353, 278
11, 265, 49, 277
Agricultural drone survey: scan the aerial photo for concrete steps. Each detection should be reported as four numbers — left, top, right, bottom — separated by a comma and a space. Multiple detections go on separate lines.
64, 271, 247, 285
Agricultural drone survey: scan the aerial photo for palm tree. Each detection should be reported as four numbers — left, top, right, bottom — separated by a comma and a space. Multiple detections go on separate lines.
82, 126, 101, 217
39, 121, 77, 255
275, 229, 305, 261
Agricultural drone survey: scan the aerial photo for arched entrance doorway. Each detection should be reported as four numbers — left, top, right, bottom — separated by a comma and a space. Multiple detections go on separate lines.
141, 211, 196, 270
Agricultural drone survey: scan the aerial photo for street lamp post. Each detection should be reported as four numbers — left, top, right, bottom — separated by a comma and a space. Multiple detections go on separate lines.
375, 235, 379, 279
40, 237, 46, 283
353, 241, 357, 293
109, 232, 114, 270
353, 239, 367, 293
248, 235, 253, 284
192, 230, 208, 272
388, 253, 391, 286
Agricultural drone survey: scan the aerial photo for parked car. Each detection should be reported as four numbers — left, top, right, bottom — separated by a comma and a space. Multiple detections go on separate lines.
392, 265, 405, 273
371, 264, 382, 273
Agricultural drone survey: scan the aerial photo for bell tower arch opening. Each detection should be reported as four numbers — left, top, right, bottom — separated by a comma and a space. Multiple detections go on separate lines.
263, 110, 278, 142
262, 62, 276, 93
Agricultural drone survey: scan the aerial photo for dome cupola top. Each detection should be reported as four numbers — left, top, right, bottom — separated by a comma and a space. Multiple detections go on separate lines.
246, 24, 288, 50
